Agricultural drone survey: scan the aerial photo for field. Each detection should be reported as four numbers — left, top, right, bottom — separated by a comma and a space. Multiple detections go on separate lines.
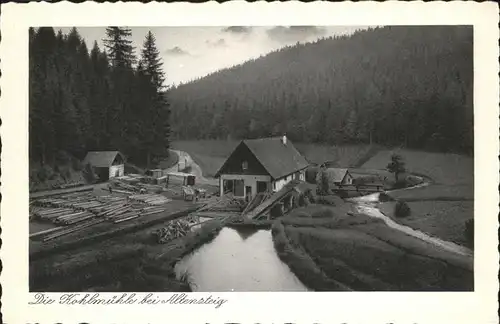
362, 149, 474, 246
272, 204, 473, 291
362, 149, 474, 186
379, 201, 474, 247
171, 140, 376, 177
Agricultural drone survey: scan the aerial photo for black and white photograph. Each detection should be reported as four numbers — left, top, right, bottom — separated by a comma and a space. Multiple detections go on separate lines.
27, 24, 476, 293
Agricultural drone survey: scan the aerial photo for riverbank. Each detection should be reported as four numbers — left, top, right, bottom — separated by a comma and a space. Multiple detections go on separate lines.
271, 204, 473, 291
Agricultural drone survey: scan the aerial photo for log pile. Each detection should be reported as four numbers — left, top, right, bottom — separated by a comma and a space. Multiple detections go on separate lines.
29, 190, 171, 241
112, 180, 138, 192
197, 194, 245, 213
128, 193, 171, 205
33, 218, 106, 242
153, 219, 191, 244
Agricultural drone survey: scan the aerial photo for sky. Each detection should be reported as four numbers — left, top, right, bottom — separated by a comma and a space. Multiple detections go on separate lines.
61, 26, 370, 85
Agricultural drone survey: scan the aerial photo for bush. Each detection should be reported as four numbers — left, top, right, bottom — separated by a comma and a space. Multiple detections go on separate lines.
464, 219, 474, 247
394, 201, 411, 218
314, 195, 344, 206
305, 167, 319, 184
297, 194, 307, 207
72, 158, 84, 171
55, 150, 72, 165
270, 204, 284, 218
37, 165, 54, 182
82, 163, 97, 183
378, 192, 393, 202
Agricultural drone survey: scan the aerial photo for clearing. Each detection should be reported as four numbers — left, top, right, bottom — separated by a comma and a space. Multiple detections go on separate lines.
361, 148, 473, 246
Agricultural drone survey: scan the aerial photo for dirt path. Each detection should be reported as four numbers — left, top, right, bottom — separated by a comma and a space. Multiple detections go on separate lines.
352, 180, 473, 258
355, 203, 473, 258
168, 150, 218, 186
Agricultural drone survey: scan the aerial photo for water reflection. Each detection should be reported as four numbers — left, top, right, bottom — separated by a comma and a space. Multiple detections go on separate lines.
175, 227, 309, 292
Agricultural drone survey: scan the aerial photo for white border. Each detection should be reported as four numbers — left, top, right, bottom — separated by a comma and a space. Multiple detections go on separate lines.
1, 2, 499, 324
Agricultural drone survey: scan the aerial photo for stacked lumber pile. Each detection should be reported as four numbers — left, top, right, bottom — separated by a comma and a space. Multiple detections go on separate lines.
93, 195, 166, 223
137, 183, 164, 192
128, 193, 170, 205
34, 192, 103, 210
31, 192, 101, 225
111, 180, 138, 193
152, 219, 191, 244
29, 190, 172, 241
197, 194, 245, 213
30, 218, 106, 242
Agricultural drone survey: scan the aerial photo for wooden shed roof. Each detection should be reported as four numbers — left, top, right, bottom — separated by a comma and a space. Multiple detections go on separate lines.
82, 151, 124, 168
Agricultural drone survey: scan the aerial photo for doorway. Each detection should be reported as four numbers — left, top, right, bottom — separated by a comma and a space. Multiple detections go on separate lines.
257, 181, 268, 193
245, 186, 252, 202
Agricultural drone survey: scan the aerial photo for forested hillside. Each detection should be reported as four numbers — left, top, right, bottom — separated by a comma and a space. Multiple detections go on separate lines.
29, 27, 170, 169
169, 26, 473, 154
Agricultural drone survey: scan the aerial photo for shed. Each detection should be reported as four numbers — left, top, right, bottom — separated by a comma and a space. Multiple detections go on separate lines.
317, 168, 354, 187
82, 151, 125, 181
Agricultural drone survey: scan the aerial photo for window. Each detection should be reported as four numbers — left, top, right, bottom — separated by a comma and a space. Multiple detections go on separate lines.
242, 161, 248, 171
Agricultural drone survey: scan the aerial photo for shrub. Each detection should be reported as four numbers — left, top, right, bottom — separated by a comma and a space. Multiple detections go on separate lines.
82, 163, 97, 183
315, 195, 344, 206
378, 192, 393, 202
72, 158, 84, 171
464, 219, 474, 247
55, 150, 72, 165
305, 167, 319, 184
37, 165, 54, 182
64, 168, 72, 180
270, 204, 284, 218
394, 201, 411, 218
297, 194, 307, 207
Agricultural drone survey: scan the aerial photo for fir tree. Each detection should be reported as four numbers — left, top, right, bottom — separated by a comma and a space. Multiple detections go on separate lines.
103, 27, 136, 69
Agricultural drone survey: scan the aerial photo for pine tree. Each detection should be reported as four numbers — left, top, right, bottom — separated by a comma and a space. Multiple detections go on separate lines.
140, 31, 166, 91
102, 27, 137, 153
103, 27, 136, 69
139, 30, 171, 165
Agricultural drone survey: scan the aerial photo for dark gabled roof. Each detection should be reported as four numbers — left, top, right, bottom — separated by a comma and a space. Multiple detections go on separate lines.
216, 136, 309, 180
325, 168, 350, 182
82, 151, 124, 168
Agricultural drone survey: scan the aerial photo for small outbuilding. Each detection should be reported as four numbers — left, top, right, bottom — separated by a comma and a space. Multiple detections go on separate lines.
317, 168, 354, 187
82, 151, 126, 181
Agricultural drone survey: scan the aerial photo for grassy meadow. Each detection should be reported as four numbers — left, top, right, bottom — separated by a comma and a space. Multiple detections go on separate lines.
272, 204, 473, 291
362, 149, 474, 247
379, 200, 474, 247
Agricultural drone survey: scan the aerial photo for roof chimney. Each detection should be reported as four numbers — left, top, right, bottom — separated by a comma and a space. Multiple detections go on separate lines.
282, 134, 287, 145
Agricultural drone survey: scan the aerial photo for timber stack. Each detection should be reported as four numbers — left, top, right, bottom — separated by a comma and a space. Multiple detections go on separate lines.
29, 190, 170, 241
153, 219, 191, 244
128, 193, 171, 205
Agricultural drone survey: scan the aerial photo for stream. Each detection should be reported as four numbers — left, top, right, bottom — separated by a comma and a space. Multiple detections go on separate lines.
174, 227, 309, 291
350, 182, 473, 258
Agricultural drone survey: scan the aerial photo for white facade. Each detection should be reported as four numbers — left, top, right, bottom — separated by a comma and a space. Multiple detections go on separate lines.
219, 174, 271, 198
219, 170, 306, 199
109, 164, 125, 179
271, 170, 305, 192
